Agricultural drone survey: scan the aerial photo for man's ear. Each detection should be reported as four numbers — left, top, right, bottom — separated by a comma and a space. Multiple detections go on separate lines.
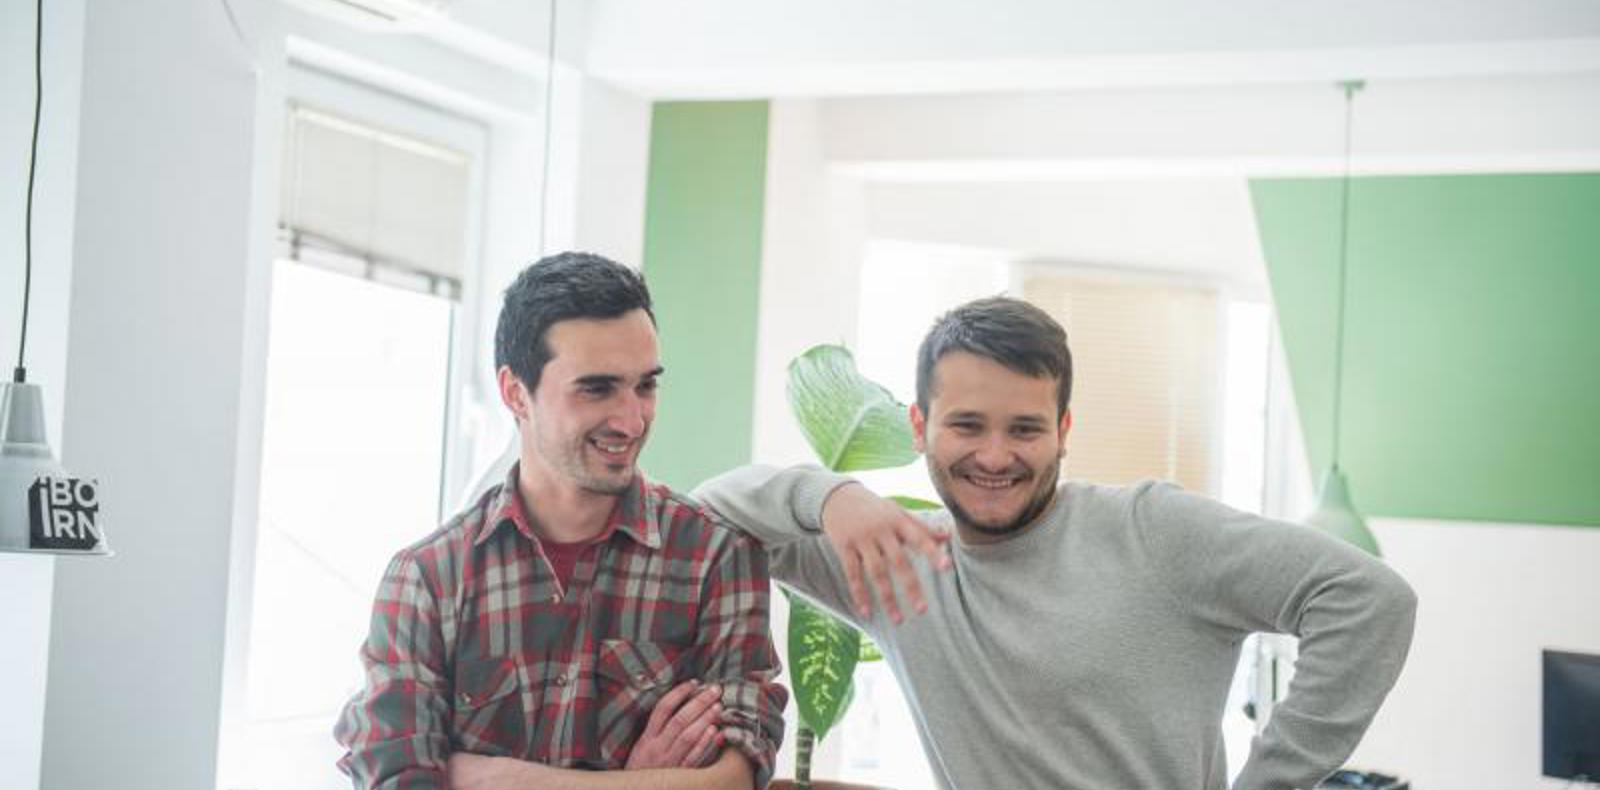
497, 366, 530, 423
910, 403, 928, 454
1057, 408, 1072, 456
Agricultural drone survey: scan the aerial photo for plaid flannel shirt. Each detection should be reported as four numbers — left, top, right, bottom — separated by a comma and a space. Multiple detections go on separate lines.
334, 465, 787, 789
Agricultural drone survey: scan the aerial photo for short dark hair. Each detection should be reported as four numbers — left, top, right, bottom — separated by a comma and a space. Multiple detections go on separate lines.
494, 251, 654, 392
915, 296, 1073, 417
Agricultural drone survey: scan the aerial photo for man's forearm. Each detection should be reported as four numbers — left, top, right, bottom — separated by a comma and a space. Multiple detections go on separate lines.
449, 749, 754, 790
693, 464, 849, 544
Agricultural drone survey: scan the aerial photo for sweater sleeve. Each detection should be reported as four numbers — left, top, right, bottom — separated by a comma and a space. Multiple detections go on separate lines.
691, 464, 871, 630
1132, 482, 1417, 790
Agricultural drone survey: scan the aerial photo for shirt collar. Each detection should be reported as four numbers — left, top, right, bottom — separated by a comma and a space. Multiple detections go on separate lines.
479, 462, 662, 550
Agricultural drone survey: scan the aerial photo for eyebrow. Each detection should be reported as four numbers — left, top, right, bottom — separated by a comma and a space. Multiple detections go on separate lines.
941, 410, 1050, 425
572, 366, 664, 388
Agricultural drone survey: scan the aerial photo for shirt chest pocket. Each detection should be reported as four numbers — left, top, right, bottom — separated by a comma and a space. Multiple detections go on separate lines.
592, 639, 690, 763
451, 656, 525, 756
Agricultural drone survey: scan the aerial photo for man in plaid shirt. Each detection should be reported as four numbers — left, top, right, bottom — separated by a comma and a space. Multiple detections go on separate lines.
335, 252, 787, 789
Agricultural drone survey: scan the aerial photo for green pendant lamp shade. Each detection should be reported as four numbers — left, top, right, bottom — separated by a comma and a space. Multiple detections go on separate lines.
1307, 464, 1379, 556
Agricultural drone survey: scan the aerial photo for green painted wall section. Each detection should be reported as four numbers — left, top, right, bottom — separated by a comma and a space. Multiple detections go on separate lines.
1251, 173, 1600, 526
639, 101, 769, 491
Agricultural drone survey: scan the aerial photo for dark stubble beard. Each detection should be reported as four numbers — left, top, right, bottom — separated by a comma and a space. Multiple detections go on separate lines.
537, 425, 641, 496
932, 455, 1062, 540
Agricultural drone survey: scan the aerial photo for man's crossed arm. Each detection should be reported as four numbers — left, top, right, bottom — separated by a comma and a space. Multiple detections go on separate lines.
448, 680, 751, 790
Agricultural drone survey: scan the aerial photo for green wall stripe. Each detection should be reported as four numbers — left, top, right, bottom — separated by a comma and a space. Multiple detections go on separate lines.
1252, 172, 1600, 526
639, 101, 769, 491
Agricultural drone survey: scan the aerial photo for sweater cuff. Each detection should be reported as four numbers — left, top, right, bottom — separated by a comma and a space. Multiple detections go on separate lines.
791, 468, 858, 533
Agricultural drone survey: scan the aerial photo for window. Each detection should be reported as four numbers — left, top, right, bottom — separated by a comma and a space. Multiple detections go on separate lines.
234, 67, 485, 790
242, 261, 456, 790
1020, 267, 1218, 492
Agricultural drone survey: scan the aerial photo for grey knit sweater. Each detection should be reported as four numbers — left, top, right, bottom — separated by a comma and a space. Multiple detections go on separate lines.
694, 465, 1416, 790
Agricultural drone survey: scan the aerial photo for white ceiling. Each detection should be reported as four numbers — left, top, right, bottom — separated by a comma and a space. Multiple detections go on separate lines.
414, 0, 1600, 286
581, 0, 1600, 97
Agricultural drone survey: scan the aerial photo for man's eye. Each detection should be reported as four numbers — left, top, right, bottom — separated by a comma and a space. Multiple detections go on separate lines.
950, 422, 981, 433
638, 379, 659, 394
1012, 426, 1044, 438
581, 384, 612, 397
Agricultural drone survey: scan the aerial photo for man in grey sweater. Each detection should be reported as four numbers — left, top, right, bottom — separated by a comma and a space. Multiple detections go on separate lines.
694, 296, 1417, 790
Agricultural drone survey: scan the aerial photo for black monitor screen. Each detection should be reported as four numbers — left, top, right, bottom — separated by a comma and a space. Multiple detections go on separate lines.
1544, 649, 1600, 780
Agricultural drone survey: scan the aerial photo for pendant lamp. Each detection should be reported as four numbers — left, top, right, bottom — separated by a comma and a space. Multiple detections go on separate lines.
1304, 80, 1379, 557
2, 0, 111, 556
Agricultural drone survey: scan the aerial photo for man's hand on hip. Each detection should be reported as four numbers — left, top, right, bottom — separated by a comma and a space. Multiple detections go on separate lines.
820, 482, 952, 624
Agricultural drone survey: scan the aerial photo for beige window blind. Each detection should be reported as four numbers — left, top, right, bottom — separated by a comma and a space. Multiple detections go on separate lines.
1022, 271, 1218, 493
279, 104, 471, 298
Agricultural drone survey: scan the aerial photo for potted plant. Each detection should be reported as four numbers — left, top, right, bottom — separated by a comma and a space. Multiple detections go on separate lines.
768, 345, 937, 790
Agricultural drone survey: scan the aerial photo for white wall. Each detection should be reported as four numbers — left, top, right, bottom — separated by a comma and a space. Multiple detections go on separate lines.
865, 180, 1268, 292
574, 76, 651, 270
1, 1, 86, 789
1355, 519, 1600, 790
753, 99, 867, 467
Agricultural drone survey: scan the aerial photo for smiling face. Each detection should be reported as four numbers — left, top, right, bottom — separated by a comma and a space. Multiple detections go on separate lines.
500, 308, 660, 499
912, 351, 1071, 544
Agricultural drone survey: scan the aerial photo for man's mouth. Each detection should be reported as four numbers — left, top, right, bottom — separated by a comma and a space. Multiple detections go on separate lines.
959, 470, 1026, 490
590, 436, 633, 456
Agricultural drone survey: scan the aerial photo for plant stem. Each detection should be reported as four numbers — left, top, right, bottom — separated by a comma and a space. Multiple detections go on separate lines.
796, 725, 815, 789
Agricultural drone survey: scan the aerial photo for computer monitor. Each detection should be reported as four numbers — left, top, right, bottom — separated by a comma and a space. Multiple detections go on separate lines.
1544, 649, 1600, 781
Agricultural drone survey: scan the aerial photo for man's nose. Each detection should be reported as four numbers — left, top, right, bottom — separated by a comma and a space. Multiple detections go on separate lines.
607, 392, 647, 437
972, 433, 1013, 471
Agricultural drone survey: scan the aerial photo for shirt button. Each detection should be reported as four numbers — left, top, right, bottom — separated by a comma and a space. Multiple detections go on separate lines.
634, 673, 649, 686
550, 592, 561, 603
554, 675, 567, 686
458, 692, 472, 705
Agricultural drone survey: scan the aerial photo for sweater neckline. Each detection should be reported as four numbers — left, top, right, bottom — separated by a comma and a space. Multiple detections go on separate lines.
954, 482, 1073, 562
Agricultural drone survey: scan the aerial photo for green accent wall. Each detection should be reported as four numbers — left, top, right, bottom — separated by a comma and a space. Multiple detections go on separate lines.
1251, 172, 1600, 526
639, 101, 770, 490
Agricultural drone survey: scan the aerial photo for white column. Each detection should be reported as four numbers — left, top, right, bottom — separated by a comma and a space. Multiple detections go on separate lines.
40, 0, 260, 788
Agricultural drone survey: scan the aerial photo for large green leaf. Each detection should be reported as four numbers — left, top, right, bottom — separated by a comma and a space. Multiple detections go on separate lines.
786, 345, 918, 473
782, 345, 935, 751
785, 590, 860, 741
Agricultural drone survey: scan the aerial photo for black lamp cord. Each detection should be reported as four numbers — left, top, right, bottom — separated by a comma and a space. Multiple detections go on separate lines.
1328, 79, 1363, 468
15, 0, 43, 385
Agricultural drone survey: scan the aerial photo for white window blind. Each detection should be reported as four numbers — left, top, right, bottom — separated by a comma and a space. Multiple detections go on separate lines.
279, 105, 471, 298
1023, 271, 1218, 493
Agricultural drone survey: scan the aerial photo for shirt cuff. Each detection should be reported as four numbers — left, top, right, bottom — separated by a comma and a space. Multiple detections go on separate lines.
720, 719, 779, 788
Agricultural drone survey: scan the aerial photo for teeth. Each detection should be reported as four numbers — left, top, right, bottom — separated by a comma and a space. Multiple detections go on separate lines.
593, 440, 629, 453
966, 475, 1015, 490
